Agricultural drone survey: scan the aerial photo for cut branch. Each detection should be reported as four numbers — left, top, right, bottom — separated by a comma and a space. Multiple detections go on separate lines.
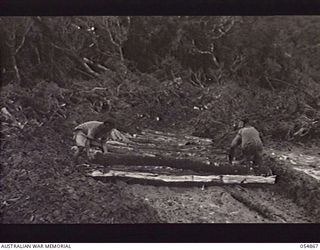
82, 61, 100, 77
83, 57, 111, 72
73, 67, 96, 78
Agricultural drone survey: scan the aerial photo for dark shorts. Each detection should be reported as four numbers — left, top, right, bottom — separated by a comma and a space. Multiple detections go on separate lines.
242, 143, 263, 164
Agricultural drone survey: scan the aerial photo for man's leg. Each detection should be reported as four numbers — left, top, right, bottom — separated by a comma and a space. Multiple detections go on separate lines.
84, 138, 92, 157
254, 150, 272, 175
73, 146, 85, 164
88, 138, 105, 151
241, 146, 252, 166
74, 130, 88, 163
253, 151, 262, 167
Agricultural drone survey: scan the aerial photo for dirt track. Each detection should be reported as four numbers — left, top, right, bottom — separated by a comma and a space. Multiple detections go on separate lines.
97, 146, 320, 223
123, 184, 309, 223
1, 124, 319, 223
116, 178, 314, 223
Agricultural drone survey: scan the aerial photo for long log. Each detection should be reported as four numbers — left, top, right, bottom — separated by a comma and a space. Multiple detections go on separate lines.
133, 130, 211, 146
102, 164, 191, 175
136, 134, 208, 146
88, 170, 276, 185
126, 140, 224, 155
89, 151, 266, 175
132, 134, 190, 146
143, 129, 213, 145
104, 143, 211, 162
126, 140, 211, 152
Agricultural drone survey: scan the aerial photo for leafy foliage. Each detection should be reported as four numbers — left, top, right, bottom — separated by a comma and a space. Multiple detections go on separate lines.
1, 16, 320, 142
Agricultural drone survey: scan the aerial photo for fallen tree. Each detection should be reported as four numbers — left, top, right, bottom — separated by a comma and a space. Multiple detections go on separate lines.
88, 169, 276, 185
89, 150, 270, 176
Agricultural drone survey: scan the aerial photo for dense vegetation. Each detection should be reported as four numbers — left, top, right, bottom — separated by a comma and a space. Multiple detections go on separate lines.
2, 16, 320, 145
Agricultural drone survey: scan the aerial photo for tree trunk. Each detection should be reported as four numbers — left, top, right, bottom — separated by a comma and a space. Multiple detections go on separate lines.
88, 170, 276, 185
119, 46, 124, 62
89, 151, 264, 175
11, 53, 21, 85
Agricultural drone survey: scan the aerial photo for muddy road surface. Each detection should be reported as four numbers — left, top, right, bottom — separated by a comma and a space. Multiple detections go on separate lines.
121, 181, 313, 223
101, 147, 320, 223
2, 124, 319, 223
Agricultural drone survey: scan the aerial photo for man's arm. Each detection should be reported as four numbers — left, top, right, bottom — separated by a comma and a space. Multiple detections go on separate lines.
259, 131, 264, 145
87, 124, 103, 140
84, 126, 104, 152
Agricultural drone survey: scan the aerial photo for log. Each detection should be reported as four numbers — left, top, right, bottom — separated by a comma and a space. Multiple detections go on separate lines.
143, 129, 213, 145
103, 142, 211, 162
88, 170, 276, 185
126, 139, 222, 155
133, 130, 211, 146
126, 140, 209, 152
107, 138, 222, 154
89, 151, 266, 175
133, 134, 190, 146
91, 151, 211, 169
102, 164, 191, 175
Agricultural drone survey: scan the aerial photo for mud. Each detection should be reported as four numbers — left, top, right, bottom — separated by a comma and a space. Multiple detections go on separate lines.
0, 125, 161, 223
95, 148, 319, 223
122, 181, 313, 223
265, 148, 320, 222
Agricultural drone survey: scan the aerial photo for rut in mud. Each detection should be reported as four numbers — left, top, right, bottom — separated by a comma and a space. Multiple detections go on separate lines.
112, 178, 314, 223
87, 131, 320, 223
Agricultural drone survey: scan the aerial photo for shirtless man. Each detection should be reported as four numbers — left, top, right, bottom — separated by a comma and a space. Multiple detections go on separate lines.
72, 119, 116, 160
229, 118, 263, 167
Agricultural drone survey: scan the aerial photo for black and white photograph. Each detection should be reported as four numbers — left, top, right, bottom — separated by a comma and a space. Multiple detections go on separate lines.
1, 16, 320, 228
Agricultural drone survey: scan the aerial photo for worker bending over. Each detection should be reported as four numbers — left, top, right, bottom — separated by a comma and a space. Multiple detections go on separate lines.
72, 119, 116, 160
229, 118, 263, 167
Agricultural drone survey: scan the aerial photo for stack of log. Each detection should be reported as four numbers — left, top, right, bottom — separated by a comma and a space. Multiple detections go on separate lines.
87, 129, 276, 185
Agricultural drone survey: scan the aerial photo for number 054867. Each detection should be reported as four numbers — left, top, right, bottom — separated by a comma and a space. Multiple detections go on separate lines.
300, 244, 319, 248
